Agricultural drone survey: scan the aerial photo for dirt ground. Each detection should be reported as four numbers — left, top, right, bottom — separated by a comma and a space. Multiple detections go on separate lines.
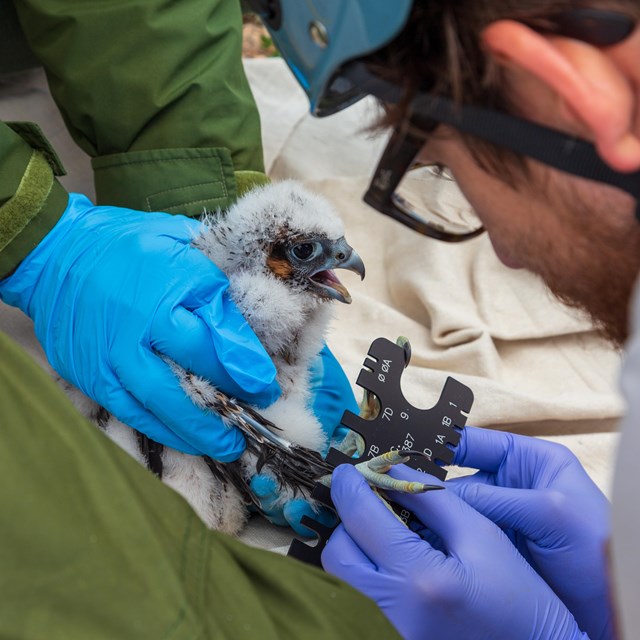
242, 15, 278, 58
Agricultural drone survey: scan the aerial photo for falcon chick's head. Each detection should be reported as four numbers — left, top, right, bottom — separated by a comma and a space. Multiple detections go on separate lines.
199, 180, 365, 304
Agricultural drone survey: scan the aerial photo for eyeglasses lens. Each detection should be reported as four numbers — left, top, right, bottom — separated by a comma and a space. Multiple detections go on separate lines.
392, 165, 483, 237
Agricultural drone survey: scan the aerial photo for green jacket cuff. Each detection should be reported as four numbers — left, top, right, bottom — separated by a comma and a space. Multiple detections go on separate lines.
235, 170, 271, 198
92, 147, 242, 216
0, 122, 68, 279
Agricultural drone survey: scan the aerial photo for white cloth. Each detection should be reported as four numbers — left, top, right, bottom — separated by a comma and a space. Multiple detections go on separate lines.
259, 48, 628, 624
0, 61, 622, 557
246, 59, 622, 435
246, 58, 624, 550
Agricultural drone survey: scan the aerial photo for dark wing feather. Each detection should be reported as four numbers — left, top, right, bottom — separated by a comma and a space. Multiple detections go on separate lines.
181, 372, 334, 509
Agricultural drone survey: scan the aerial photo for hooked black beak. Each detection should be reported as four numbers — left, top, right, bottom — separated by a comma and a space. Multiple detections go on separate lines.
309, 238, 365, 304
339, 247, 366, 281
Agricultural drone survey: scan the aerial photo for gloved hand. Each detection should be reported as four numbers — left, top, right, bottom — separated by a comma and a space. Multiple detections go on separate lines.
323, 464, 588, 640
0, 193, 279, 462
249, 473, 338, 536
448, 426, 612, 640
251, 344, 358, 535
309, 344, 360, 455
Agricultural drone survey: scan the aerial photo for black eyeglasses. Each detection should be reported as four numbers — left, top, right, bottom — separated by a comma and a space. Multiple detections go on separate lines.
364, 126, 485, 242
524, 7, 636, 46
354, 8, 640, 241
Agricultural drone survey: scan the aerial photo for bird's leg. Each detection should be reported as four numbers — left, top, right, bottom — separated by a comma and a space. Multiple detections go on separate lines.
320, 450, 443, 495
334, 429, 366, 457
358, 387, 381, 421
355, 450, 443, 494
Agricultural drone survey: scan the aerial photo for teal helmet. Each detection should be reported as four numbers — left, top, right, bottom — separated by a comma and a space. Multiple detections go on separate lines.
247, 0, 413, 116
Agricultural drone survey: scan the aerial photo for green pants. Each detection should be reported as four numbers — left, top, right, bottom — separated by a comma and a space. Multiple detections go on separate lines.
0, 331, 399, 639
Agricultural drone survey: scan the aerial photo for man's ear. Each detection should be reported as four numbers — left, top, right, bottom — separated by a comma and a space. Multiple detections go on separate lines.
482, 20, 640, 172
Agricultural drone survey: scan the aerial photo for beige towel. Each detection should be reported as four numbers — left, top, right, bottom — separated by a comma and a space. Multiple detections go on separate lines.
0, 61, 620, 554
245, 59, 622, 436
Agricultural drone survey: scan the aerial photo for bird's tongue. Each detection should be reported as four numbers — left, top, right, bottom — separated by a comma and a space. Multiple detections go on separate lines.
318, 269, 341, 285
313, 269, 352, 304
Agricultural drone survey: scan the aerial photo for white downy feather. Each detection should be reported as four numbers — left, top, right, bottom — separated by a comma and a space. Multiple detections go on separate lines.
63, 180, 349, 534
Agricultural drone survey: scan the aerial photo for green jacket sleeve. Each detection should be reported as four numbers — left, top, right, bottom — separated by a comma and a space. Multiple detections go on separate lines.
0, 121, 68, 278
0, 329, 401, 639
12, 0, 268, 214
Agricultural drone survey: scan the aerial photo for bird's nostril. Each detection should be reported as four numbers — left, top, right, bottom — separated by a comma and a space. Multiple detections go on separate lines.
336, 252, 346, 261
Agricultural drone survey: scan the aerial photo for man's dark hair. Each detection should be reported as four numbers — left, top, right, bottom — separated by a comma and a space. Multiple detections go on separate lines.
366, 1, 639, 182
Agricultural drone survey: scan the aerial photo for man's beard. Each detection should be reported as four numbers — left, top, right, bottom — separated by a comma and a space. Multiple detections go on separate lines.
515, 189, 640, 348
544, 259, 638, 348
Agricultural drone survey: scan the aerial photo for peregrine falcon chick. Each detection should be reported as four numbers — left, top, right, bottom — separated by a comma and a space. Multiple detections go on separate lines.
63, 180, 364, 535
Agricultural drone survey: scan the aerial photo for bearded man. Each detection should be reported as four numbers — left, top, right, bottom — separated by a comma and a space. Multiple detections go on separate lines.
252, 1, 640, 639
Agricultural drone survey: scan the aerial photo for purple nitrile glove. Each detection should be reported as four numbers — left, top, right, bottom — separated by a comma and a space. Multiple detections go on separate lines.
322, 464, 588, 640
448, 426, 611, 640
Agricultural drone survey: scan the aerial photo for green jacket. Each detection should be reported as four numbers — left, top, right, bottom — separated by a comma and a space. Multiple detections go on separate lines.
0, 328, 400, 639
0, 3, 401, 637
0, 0, 268, 278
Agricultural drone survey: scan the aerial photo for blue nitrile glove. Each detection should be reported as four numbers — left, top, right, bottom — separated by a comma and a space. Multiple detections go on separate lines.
0, 193, 280, 462
448, 426, 612, 640
322, 464, 588, 640
250, 473, 338, 536
251, 344, 358, 535
310, 344, 360, 455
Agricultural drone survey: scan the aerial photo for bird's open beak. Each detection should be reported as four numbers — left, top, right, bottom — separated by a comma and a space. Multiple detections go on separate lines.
310, 239, 365, 304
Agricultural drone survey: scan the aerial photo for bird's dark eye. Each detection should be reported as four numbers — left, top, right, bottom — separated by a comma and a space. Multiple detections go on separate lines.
292, 243, 316, 260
